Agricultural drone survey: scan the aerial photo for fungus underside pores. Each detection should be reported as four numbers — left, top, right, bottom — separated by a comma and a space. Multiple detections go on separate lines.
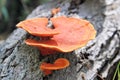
16, 15, 96, 76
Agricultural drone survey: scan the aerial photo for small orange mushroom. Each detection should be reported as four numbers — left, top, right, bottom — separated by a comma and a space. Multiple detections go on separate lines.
51, 8, 60, 15
16, 18, 59, 37
40, 58, 70, 75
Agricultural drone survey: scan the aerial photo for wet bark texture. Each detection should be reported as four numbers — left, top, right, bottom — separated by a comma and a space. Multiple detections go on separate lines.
0, 0, 120, 80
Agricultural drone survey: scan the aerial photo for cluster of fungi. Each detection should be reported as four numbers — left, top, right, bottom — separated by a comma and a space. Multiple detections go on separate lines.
16, 8, 96, 76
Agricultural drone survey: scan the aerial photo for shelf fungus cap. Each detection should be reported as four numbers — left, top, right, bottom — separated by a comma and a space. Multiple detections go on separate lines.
16, 18, 59, 36
40, 58, 70, 75
25, 16, 96, 53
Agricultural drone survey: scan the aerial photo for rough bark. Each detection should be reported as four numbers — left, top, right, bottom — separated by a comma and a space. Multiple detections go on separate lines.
0, 0, 120, 80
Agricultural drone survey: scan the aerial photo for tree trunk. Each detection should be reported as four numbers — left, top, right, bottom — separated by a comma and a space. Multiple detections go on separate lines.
0, 0, 120, 80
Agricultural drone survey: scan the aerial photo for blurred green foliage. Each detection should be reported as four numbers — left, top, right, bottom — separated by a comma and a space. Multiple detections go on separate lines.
112, 61, 120, 80
0, 0, 50, 33
0, 0, 9, 22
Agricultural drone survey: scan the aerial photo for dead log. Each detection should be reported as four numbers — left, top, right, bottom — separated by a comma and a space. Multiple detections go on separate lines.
0, 0, 120, 80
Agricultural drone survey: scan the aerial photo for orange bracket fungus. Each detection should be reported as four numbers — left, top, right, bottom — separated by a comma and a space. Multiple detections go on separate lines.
40, 58, 69, 75
25, 16, 96, 53
16, 16, 96, 75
